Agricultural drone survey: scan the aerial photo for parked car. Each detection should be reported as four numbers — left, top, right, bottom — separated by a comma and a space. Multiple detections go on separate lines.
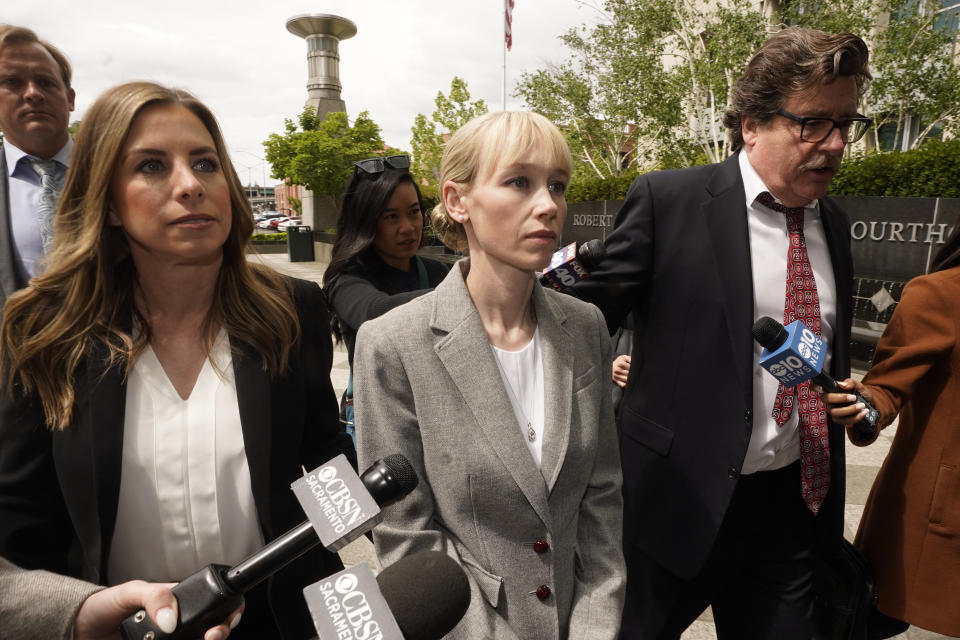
277, 217, 304, 231
254, 211, 284, 223
256, 217, 282, 230
268, 217, 292, 230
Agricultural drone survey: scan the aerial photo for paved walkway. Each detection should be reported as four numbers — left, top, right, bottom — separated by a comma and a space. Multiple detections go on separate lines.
250, 251, 947, 639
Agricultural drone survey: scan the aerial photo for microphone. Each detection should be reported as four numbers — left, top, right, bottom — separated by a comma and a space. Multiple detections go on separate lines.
120, 455, 418, 640
540, 239, 606, 292
304, 551, 471, 640
229, 454, 417, 590
752, 316, 879, 439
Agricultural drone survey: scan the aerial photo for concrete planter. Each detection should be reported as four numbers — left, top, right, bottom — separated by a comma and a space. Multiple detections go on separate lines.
248, 241, 287, 254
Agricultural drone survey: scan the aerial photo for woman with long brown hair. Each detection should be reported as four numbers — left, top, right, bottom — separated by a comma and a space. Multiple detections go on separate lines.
0, 81, 353, 639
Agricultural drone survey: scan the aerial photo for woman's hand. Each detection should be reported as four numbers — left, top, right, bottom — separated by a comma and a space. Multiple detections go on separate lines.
817, 377, 874, 425
74, 580, 243, 640
612, 355, 631, 388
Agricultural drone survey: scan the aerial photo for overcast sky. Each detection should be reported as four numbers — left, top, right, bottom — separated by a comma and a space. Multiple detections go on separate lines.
6, 1, 603, 186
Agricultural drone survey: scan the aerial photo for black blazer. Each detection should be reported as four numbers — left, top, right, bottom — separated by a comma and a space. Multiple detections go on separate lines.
0, 148, 28, 313
572, 153, 853, 581
0, 277, 355, 639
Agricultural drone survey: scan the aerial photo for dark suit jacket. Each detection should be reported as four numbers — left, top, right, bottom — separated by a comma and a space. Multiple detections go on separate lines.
0, 148, 28, 312
572, 153, 853, 581
0, 277, 355, 639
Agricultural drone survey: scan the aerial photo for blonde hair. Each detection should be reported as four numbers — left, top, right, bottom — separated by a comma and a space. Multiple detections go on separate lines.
431, 111, 572, 252
1, 81, 300, 430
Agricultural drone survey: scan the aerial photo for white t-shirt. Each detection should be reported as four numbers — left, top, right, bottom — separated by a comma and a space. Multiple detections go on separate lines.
492, 328, 546, 468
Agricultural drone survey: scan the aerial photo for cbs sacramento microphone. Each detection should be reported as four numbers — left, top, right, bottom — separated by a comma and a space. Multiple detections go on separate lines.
752, 316, 880, 440
120, 454, 418, 640
539, 239, 606, 292
304, 550, 470, 640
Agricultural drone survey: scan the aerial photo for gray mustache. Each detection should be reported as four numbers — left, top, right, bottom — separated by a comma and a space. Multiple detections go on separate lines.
801, 156, 841, 172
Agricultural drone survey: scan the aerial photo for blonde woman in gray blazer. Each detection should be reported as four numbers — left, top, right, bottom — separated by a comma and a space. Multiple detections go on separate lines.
354, 112, 625, 639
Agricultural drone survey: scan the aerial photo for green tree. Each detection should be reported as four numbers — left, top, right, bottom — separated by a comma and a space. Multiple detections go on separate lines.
781, 0, 960, 151
667, 0, 766, 164
263, 107, 386, 202
518, 0, 958, 177
779, 0, 875, 37
288, 196, 302, 216
410, 77, 488, 187
515, 0, 765, 176
867, 0, 960, 150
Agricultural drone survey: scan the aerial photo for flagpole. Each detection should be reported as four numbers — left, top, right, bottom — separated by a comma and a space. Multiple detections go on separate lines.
502, 0, 507, 110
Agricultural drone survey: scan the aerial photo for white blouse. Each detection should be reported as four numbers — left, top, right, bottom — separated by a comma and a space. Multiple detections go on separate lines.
107, 329, 263, 584
492, 328, 546, 468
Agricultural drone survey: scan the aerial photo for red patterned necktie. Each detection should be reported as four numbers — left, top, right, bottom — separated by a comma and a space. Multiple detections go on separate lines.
757, 191, 830, 514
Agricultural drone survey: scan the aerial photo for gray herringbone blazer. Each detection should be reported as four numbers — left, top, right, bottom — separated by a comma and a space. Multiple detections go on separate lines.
0, 556, 102, 639
355, 260, 625, 640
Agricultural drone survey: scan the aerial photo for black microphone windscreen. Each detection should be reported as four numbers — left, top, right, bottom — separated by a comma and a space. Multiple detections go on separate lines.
752, 316, 788, 351
361, 454, 419, 508
382, 454, 418, 495
577, 238, 606, 268
377, 551, 471, 640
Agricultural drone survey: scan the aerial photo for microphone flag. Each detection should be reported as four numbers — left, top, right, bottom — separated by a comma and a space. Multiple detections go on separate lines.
758, 320, 827, 387
304, 563, 404, 640
541, 242, 590, 292
292, 454, 382, 552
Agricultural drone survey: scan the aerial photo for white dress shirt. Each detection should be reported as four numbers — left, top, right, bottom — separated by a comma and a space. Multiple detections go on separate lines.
3, 139, 72, 279
739, 151, 837, 475
107, 329, 263, 584
493, 328, 546, 468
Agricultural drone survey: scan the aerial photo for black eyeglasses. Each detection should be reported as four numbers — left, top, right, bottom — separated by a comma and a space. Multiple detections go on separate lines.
353, 154, 410, 176
776, 109, 872, 144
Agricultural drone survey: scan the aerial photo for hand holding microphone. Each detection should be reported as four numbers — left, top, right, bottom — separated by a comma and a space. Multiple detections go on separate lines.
540, 239, 606, 292
74, 579, 241, 640
120, 454, 418, 640
817, 376, 881, 435
752, 316, 880, 443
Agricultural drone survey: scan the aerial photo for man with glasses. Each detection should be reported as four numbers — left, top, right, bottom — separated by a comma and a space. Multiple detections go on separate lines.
571, 27, 870, 639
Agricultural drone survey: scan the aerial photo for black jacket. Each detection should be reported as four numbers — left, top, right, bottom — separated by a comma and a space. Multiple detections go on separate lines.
0, 277, 355, 639
572, 153, 853, 580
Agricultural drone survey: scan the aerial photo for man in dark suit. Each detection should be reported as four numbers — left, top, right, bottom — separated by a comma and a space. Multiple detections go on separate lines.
572, 27, 871, 639
0, 24, 75, 307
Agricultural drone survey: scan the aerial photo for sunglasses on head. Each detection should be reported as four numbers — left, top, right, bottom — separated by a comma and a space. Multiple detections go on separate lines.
353, 154, 411, 176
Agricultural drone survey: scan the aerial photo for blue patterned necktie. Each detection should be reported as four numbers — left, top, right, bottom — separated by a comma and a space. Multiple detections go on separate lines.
28, 157, 61, 254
